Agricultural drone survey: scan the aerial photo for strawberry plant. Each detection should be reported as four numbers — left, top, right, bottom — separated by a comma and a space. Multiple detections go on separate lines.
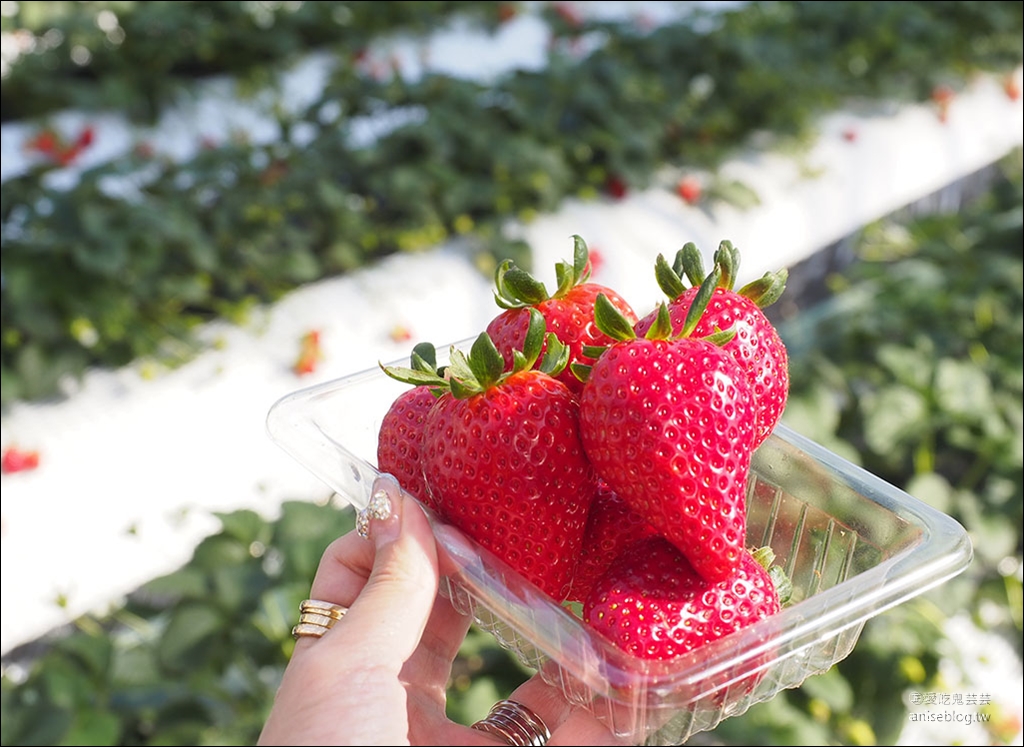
3, 2, 1021, 407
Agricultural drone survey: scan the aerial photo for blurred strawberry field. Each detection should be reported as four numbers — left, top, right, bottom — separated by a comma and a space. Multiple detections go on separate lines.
1, 2, 1022, 746
2, 0, 1021, 406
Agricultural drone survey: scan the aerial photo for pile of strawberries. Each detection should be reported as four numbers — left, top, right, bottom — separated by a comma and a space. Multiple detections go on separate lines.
377, 236, 791, 661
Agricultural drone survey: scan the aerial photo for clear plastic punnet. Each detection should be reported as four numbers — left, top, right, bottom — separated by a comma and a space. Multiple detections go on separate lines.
266, 340, 974, 746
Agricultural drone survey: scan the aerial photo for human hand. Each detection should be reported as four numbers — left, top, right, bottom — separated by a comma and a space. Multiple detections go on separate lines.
258, 477, 627, 746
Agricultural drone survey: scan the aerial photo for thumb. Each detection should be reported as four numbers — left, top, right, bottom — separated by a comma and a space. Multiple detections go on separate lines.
332, 478, 440, 670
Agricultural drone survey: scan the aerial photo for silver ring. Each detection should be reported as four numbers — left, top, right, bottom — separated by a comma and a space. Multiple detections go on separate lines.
471, 699, 550, 746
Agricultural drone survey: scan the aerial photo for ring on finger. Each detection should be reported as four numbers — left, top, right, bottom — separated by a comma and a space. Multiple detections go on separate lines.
471, 699, 551, 746
291, 599, 349, 640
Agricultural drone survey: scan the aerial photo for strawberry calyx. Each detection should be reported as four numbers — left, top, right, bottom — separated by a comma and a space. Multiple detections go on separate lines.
655, 240, 788, 309
493, 234, 592, 309
751, 545, 793, 607
572, 263, 735, 383
379, 341, 446, 388
381, 309, 570, 398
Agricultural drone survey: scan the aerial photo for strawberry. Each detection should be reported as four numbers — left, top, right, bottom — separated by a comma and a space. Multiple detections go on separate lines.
635, 241, 789, 448
376, 343, 442, 513
604, 174, 628, 200
583, 538, 782, 661
675, 175, 703, 205
486, 235, 638, 396
576, 278, 756, 584
293, 329, 324, 375
382, 311, 598, 601
1003, 72, 1022, 101
1, 446, 41, 474
565, 482, 659, 605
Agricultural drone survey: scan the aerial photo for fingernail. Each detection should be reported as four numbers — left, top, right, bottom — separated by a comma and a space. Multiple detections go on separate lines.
356, 485, 399, 545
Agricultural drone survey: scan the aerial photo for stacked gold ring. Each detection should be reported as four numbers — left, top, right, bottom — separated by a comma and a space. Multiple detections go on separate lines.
471, 699, 551, 746
291, 599, 349, 640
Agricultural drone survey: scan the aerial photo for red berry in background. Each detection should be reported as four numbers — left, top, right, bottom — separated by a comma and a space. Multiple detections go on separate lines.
553, 1, 583, 28
25, 129, 59, 155
585, 246, 605, 278
293, 330, 323, 375
389, 324, 413, 343
931, 84, 955, 105
931, 84, 955, 123
604, 174, 628, 200
1003, 72, 1022, 101
2, 446, 41, 474
497, 2, 518, 23
74, 126, 95, 149
675, 175, 702, 205
842, 127, 859, 143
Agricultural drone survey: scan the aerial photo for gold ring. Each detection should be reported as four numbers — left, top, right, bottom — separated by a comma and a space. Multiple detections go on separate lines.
300, 599, 349, 620
291, 599, 349, 640
471, 699, 550, 746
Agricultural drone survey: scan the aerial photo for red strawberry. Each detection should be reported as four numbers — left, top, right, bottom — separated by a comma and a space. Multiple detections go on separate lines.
1, 446, 41, 474
24, 129, 59, 156
383, 312, 598, 601
583, 538, 781, 661
604, 174, 628, 200
1003, 72, 1022, 101
675, 175, 703, 205
377, 343, 441, 513
566, 482, 659, 605
635, 241, 789, 448
486, 235, 638, 396
496, 2, 518, 23
931, 84, 955, 123
293, 329, 323, 375
577, 282, 756, 584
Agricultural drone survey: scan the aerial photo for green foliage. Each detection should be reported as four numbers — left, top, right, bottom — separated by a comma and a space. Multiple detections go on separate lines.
0, 1, 514, 123
2, 1, 1022, 407
0, 503, 289, 745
